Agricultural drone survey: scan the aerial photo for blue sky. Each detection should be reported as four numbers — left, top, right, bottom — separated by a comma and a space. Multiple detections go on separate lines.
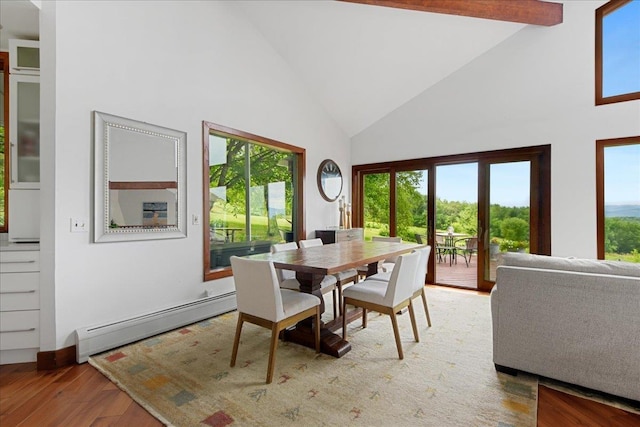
434, 162, 530, 207
603, 0, 640, 97
605, 144, 640, 205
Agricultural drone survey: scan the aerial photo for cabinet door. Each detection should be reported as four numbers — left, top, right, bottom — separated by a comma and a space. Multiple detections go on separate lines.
9, 39, 40, 76
9, 74, 40, 189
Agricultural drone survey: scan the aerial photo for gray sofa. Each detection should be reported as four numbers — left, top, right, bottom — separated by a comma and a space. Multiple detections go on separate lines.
491, 253, 640, 401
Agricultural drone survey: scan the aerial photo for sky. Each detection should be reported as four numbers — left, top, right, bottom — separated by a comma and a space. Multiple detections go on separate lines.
605, 143, 640, 205
603, 0, 640, 97
434, 162, 530, 207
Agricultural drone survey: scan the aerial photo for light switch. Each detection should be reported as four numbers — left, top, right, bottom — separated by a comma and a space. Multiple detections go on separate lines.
70, 217, 88, 232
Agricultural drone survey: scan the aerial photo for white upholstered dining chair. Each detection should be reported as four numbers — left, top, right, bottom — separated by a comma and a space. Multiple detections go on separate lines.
229, 256, 321, 384
342, 251, 421, 359
357, 236, 402, 278
298, 238, 359, 317
272, 241, 339, 319
365, 246, 432, 327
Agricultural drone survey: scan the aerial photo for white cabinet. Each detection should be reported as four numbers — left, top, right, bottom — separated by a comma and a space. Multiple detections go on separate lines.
9, 39, 40, 189
0, 250, 40, 364
9, 39, 40, 76
9, 74, 40, 189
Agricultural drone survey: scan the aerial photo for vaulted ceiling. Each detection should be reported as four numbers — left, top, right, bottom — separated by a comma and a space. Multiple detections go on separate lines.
1, 0, 563, 138
236, 0, 561, 137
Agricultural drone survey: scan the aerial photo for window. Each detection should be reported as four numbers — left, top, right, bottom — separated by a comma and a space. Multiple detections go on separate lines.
202, 122, 304, 281
0, 52, 8, 232
596, 137, 640, 262
596, 0, 640, 105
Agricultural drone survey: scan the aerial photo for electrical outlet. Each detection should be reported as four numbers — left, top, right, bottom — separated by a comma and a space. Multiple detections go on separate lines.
70, 217, 88, 232
192, 214, 200, 226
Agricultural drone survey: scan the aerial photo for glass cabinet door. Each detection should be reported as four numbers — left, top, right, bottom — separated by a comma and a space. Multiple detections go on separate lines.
9, 74, 40, 188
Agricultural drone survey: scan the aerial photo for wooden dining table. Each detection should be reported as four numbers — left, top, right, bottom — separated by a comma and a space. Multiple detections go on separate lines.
247, 239, 423, 357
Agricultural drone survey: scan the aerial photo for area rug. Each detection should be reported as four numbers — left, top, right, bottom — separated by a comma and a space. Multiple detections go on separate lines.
89, 288, 538, 426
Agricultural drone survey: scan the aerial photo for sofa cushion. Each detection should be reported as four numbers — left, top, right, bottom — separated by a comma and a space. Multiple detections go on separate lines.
499, 252, 640, 277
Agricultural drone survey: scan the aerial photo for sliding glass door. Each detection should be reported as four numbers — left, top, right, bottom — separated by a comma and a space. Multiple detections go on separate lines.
353, 146, 550, 292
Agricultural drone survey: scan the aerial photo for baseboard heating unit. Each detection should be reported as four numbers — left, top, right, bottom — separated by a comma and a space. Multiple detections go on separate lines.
75, 292, 237, 363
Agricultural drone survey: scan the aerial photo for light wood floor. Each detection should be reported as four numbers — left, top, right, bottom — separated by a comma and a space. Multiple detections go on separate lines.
2, 361, 639, 426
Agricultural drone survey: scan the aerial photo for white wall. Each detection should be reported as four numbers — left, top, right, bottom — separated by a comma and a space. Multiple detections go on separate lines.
351, 0, 640, 259
39, 1, 350, 349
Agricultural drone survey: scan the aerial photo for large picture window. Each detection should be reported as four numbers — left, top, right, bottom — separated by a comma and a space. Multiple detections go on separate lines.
202, 122, 305, 281
596, 137, 640, 262
596, 0, 640, 105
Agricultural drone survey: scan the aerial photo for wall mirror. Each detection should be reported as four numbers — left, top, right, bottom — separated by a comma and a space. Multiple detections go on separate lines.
94, 111, 187, 242
317, 159, 342, 202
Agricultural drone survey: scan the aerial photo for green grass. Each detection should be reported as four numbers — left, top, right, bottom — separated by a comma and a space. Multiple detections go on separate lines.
605, 252, 640, 263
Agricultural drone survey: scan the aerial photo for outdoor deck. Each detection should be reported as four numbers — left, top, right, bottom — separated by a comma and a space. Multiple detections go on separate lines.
434, 254, 498, 290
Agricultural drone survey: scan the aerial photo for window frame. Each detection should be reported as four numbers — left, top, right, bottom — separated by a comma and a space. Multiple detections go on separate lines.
595, 0, 640, 105
202, 121, 305, 281
595, 136, 640, 259
0, 52, 8, 233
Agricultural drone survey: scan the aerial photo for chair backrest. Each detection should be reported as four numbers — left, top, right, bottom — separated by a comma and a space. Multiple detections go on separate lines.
230, 256, 284, 322
372, 236, 403, 263
413, 246, 432, 292
383, 251, 420, 306
467, 237, 478, 250
372, 236, 402, 243
299, 238, 323, 248
272, 242, 299, 282
415, 234, 425, 244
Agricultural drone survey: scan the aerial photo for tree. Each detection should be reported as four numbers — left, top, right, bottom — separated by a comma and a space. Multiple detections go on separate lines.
605, 217, 640, 254
500, 217, 529, 242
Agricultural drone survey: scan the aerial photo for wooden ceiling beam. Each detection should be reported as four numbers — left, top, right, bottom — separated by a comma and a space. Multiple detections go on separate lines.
338, 0, 563, 26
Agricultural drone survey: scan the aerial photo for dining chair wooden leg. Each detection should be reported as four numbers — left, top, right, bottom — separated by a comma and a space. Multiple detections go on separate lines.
342, 300, 348, 340
337, 285, 343, 316
315, 307, 321, 353
390, 312, 404, 359
408, 301, 419, 342
230, 314, 244, 367
421, 289, 432, 327
266, 323, 280, 384
362, 308, 368, 329
332, 288, 338, 320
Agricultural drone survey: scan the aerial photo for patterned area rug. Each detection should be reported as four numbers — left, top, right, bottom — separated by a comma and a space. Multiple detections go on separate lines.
89, 288, 538, 426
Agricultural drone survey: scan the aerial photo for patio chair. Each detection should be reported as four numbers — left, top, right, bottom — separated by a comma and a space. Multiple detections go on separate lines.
436, 234, 456, 266
454, 236, 478, 267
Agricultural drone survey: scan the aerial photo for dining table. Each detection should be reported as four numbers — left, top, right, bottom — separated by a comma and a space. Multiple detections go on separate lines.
247, 239, 423, 358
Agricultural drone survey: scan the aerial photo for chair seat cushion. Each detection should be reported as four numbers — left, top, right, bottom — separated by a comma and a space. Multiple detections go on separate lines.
366, 271, 392, 282
380, 262, 395, 273
333, 269, 358, 282
280, 289, 320, 318
342, 280, 389, 305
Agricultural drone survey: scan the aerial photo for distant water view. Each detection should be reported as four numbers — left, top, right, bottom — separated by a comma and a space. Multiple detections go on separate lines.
605, 205, 640, 218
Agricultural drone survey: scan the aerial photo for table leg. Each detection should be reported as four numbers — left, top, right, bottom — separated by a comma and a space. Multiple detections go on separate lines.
282, 271, 352, 358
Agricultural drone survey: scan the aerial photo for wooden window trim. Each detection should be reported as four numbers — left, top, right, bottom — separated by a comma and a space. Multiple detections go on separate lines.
595, 136, 640, 259
202, 121, 306, 282
595, 0, 640, 105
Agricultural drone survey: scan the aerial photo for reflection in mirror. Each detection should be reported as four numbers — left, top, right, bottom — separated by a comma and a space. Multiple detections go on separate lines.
94, 111, 187, 242
317, 159, 342, 202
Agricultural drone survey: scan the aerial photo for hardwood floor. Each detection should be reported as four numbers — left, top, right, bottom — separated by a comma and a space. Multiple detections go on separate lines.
2, 362, 639, 426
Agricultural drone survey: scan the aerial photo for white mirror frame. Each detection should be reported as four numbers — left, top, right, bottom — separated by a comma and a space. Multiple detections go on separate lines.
93, 111, 187, 242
